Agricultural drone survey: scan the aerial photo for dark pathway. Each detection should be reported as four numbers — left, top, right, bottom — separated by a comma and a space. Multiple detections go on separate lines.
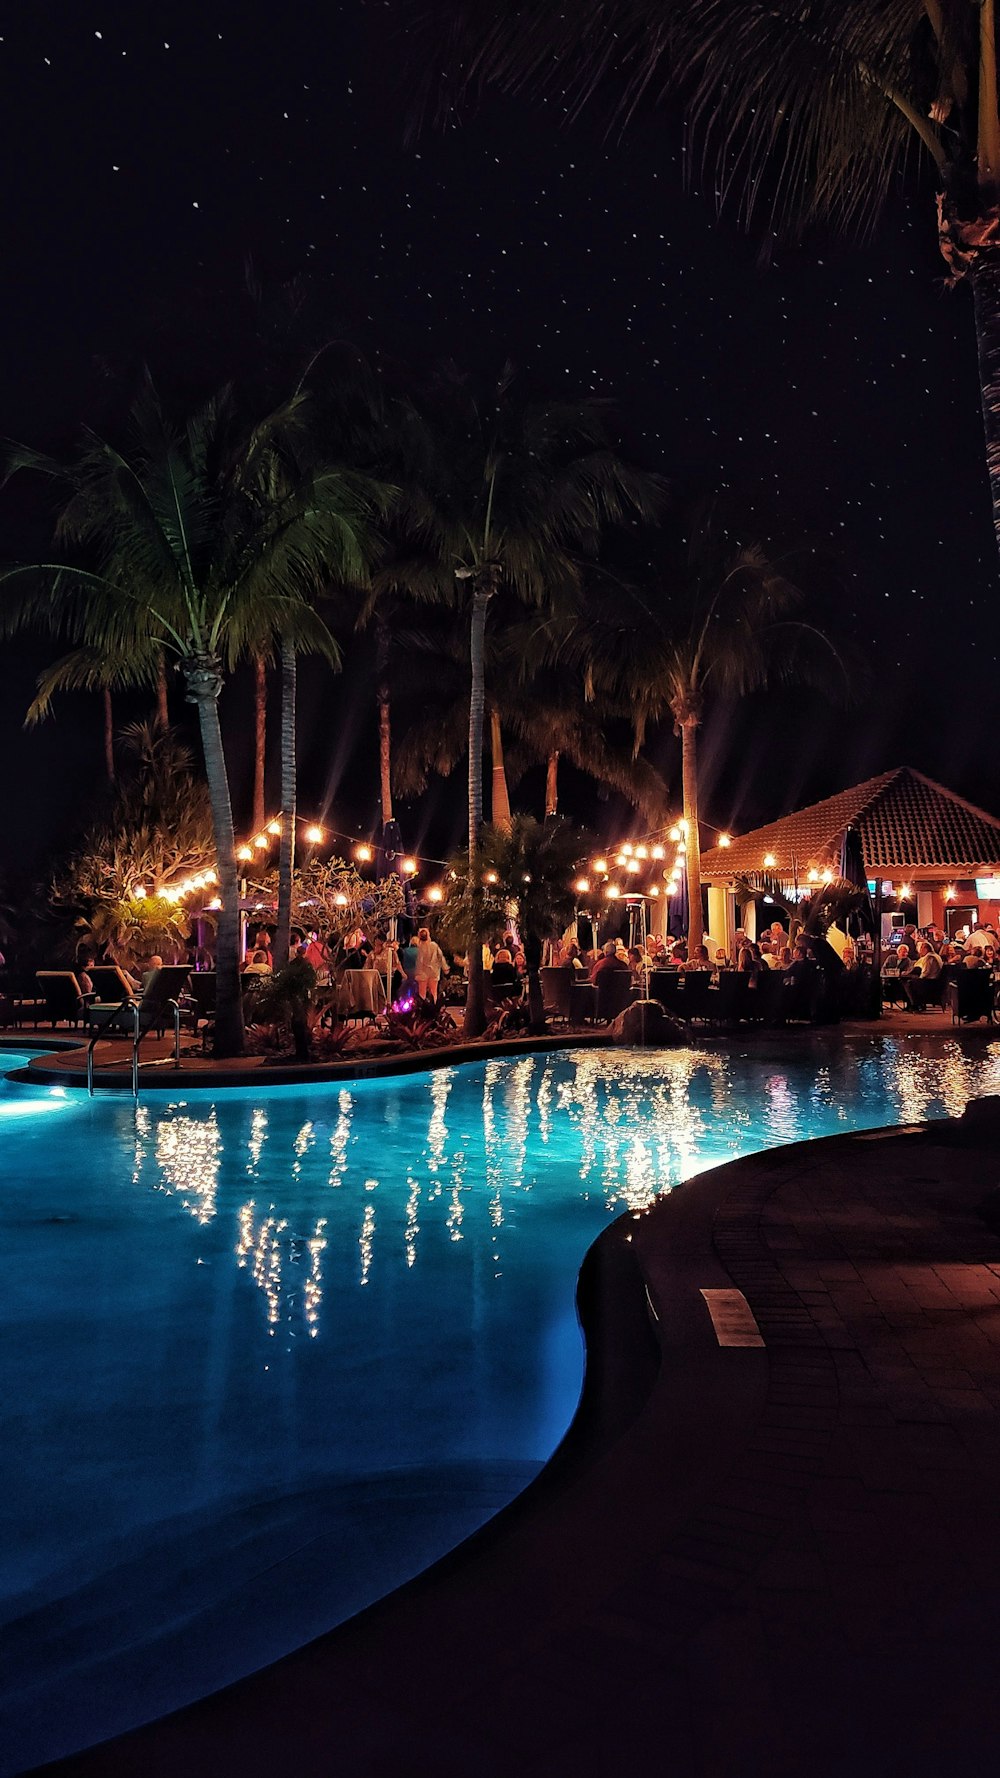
44, 1099, 1000, 1777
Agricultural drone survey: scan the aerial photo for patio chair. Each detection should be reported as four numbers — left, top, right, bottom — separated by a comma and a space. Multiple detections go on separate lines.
648, 969, 681, 1014
87, 965, 193, 1039
713, 970, 750, 1024
948, 970, 995, 1026
540, 967, 573, 1023
86, 965, 136, 1004
595, 969, 635, 1023
677, 971, 713, 1023
34, 971, 86, 1028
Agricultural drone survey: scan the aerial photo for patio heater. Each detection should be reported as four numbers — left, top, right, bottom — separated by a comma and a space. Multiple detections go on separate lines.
625, 894, 651, 996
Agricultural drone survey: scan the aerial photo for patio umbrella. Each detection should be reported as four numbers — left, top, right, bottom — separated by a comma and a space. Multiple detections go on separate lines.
839, 825, 877, 938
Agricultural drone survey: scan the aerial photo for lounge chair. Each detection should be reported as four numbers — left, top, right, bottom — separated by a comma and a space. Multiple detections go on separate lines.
34, 971, 86, 1028
87, 965, 192, 1039
86, 965, 136, 1003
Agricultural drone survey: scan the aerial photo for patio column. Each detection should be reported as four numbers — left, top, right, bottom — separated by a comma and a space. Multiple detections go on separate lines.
917, 889, 934, 928
707, 885, 729, 952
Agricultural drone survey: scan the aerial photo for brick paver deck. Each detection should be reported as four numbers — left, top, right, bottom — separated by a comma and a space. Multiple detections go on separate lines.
43, 1094, 1000, 1777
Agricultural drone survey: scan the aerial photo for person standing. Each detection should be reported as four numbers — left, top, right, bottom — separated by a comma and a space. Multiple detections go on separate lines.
414, 927, 449, 1002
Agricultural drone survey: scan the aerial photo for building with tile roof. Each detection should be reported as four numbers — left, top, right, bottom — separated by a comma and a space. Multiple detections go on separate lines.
699, 768, 1000, 941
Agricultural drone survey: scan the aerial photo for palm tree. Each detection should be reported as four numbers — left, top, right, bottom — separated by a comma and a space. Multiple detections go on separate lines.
1, 384, 360, 1056
444, 816, 586, 1030
551, 523, 849, 956
409, 2, 1000, 566
392, 363, 662, 1034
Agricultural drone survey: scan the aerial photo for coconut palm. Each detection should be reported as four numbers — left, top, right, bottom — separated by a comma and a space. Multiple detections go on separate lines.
409, 1, 1000, 565
443, 816, 586, 1030
1, 384, 364, 1056
390, 363, 662, 1034
550, 523, 849, 956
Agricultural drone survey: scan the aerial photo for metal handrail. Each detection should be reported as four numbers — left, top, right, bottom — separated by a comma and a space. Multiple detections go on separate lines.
87, 998, 140, 1097
86, 996, 184, 1099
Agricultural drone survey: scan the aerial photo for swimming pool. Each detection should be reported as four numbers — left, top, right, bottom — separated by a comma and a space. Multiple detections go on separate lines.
2, 1035, 998, 1772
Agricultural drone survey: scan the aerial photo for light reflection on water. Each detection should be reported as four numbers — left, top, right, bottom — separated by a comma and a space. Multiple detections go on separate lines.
2, 1037, 1000, 1774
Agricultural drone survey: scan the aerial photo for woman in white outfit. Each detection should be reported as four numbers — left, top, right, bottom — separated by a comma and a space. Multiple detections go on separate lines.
414, 927, 449, 1002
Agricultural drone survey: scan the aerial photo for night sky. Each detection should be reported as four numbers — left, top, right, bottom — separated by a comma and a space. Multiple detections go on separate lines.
0, 0, 996, 890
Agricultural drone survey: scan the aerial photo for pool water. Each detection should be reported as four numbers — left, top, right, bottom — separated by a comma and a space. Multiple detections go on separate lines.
2, 1036, 998, 1771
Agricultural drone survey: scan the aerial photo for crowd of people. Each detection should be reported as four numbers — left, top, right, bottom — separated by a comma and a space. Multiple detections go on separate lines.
879, 920, 1000, 1011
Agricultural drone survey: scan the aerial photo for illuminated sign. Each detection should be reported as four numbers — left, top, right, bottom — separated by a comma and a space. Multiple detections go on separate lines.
975, 878, 1000, 900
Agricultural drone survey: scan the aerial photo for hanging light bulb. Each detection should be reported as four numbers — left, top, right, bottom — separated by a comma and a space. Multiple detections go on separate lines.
205, 869, 218, 885
626, 858, 641, 874
676, 841, 686, 856
134, 886, 147, 900
718, 833, 731, 849
402, 857, 418, 875
945, 885, 955, 901
614, 851, 629, 867
484, 870, 498, 885
207, 896, 222, 911
622, 842, 634, 856
305, 824, 324, 844
426, 885, 444, 903
635, 844, 648, 860
605, 884, 621, 900
267, 819, 281, 836
763, 852, 776, 869
668, 825, 681, 843
679, 818, 689, 834
575, 877, 591, 894
648, 883, 660, 897
899, 883, 912, 900
253, 833, 268, 849
593, 857, 608, 875
651, 844, 665, 861
333, 892, 349, 907
355, 842, 373, 863
236, 844, 253, 862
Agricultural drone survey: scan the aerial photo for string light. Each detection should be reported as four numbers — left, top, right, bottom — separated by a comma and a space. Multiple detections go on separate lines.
718, 833, 731, 849
207, 896, 222, 911
253, 833, 269, 850
614, 851, 629, 867
807, 868, 819, 883
651, 844, 665, 860
355, 843, 373, 863
821, 868, 833, 884
605, 885, 620, 900
134, 886, 147, 900
426, 885, 443, 903
593, 857, 608, 874
668, 825, 681, 842
305, 824, 324, 844
484, 870, 498, 885
635, 844, 648, 860
575, 877, 591, 894
267, 819, 281, 836
401, 857, 418, 876
626, 858, 641, 874
236, 844, 253, 862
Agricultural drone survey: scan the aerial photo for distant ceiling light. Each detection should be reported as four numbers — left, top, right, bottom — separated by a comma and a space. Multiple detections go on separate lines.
899, 883, 912, 900
945, 885, 955, 901
763, 852, 777, 869
807, 868, 819, 883
821, 869, 834, 884
305, 825, 324, 844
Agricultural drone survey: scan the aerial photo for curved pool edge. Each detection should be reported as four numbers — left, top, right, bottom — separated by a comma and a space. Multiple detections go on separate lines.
8, 1028, 615, 1092
35, 1107, 973, 1778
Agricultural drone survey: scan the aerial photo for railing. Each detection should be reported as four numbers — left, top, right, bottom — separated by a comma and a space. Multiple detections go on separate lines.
86, 998, 183, 1099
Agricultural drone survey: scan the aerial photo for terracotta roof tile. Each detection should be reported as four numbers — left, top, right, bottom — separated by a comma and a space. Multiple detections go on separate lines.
702, 769, 1000, 881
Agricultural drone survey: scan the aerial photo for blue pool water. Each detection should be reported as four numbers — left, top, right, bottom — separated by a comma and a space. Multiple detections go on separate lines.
2, 1035, 999, 1771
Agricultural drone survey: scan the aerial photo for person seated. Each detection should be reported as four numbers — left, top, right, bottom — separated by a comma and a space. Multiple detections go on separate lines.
139, 955, 164, 995
626, 945, 646, 981
563, 940, 586, 972
775, 945, 793, 970
737, 942, 764, 985
683, 944, 713, 971
243, 949, 272, 975
591, 940, 630, 982
489, 948, 521, 997
669, 941, 687, 966
76, 952, 97, 996
905, 941, 943, 1010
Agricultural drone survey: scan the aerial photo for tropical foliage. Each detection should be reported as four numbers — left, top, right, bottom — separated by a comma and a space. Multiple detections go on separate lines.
51, 722, 216, 964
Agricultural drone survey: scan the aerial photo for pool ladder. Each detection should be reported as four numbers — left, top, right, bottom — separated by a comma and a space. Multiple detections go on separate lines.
86, 1000, 183, 1099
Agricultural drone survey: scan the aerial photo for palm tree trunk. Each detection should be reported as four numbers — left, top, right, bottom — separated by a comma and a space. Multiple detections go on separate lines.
274, 635, 297, 969
376, 617, 394, 829
102, 687, 115, 783
681, 715, 704, 957
489, 702, 512, 831
252, 653, 267, 834
545, 749, 559, 819
465, 585, 492, 1038
183, 656, 245, 1058
155, 652, 169, 729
